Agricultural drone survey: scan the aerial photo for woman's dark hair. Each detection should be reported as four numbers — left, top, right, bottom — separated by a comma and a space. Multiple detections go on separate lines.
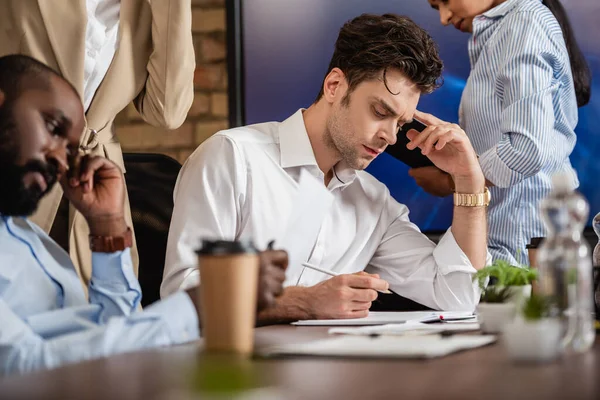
543, 0, 591, 107
315, 13, 443, 102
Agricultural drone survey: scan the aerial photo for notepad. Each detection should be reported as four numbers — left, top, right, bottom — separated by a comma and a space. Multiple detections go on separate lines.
329, 321, 481, 336
260, 334, 496, 359
291, 311, 475, 326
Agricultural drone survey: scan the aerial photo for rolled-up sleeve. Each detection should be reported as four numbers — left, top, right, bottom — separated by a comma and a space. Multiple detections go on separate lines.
366, 202, 490, 311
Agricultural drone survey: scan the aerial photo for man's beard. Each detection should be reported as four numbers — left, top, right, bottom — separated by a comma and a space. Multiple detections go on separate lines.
325, 107, 364, 170
0, 152, 58, 217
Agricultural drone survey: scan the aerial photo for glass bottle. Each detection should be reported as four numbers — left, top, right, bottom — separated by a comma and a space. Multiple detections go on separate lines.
537, 173, 595, 353
592, 212, 600, 321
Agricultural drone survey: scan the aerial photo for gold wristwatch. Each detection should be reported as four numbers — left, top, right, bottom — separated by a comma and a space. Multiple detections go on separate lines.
454, 187, 491, 207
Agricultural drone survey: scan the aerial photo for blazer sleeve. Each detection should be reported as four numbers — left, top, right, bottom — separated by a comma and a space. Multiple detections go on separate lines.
133, 0, 196, 129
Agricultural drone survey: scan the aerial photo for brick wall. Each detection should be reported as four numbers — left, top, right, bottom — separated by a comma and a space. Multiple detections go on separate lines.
115, 0, 229, 164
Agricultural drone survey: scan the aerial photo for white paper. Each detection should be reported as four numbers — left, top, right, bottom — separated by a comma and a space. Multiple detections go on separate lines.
329, 321, 481, 336
260, 335, 496, 359
277, 170, 333, 287
291, 311, 475, 326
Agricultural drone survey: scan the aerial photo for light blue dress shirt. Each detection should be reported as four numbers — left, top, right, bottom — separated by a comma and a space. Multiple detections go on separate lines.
0, 215, 200, 376
460, 0, 579, 265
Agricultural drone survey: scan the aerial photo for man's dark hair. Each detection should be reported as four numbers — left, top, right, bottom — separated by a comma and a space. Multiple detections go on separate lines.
316, 14, 443, 103
0, 54, 76, 105
0, 55, 77, 153
542, 0, 591, 107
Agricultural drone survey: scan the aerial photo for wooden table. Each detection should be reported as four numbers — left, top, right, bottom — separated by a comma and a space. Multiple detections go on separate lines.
0, 326, 598, 400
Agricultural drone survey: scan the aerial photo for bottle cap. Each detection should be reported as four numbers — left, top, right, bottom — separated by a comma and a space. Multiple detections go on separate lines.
551, 172, 573, 195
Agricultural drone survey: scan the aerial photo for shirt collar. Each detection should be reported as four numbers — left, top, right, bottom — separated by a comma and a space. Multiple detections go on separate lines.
279, 109, 319, 169
481, 0, 530, 19
332, 162, 357, 187
278, 109, 357, 187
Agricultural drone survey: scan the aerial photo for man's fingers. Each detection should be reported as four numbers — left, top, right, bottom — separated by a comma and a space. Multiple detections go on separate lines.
422, 129, 446, 155
67, 152, 82, 181
343, 274, 389, 292
406, 125, 437, 151
267, 265, 286, 285
266, 277, 284, 297
262, 249, 289, 270
351, 301, 372, 312
260, 292, 276, 309
354, 271, 380, 279
435, 135, 452, 150
347, 309, 370, 319
414, 110, 443, 125
79, 156, 117, 192
349, 288, 378, 302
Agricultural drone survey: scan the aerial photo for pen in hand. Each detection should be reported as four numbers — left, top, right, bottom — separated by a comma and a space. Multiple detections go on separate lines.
301, 262, 399, 296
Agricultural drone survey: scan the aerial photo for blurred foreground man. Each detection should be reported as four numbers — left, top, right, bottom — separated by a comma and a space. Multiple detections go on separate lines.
0, 55, 287, 376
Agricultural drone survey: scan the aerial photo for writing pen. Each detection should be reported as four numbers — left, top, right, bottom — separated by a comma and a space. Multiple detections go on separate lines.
301, 262, 399, 296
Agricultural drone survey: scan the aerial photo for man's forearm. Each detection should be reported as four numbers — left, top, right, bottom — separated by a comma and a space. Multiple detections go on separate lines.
257, 287, 313, 326
450, 175, 488, 270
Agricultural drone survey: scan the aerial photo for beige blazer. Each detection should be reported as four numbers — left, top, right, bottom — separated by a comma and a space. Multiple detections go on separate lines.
0, 0, 195, 287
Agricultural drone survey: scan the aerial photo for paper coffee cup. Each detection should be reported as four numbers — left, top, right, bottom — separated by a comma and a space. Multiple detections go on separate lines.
197, 240, 259, 355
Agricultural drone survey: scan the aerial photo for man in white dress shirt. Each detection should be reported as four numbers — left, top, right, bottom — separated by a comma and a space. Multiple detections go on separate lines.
162, 14, 492, 321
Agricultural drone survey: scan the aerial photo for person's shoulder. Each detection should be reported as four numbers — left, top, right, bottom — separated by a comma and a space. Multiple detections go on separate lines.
184, 121, 281, 167
0, 217, 31, 296
0, 216, 48, 244
216, 121, 281, 146
197, 121, 280, 153
353, 171, 410, 216
503, 1, 562, 40
354, 170, 393, 200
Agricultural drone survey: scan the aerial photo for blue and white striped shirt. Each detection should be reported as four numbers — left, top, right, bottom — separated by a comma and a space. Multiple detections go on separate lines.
459, 0, 579, 265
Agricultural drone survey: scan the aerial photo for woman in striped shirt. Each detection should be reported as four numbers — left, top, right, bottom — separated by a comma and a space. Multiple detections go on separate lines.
413, 0, 591, 265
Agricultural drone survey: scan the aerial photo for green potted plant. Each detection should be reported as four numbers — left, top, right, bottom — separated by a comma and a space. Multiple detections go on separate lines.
474, 260, 538, 333
475, 285, 516, 333
503, 294, 561, 362
474, 259, 538, 304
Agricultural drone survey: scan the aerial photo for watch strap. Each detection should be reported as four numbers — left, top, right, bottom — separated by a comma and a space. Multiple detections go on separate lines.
453, 187, 491, 207
89, 227, 133, 253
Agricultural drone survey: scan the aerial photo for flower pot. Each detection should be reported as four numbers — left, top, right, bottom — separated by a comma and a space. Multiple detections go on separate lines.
503, 318, 561, 362
506, 284, 532, 307
476, 302, 516, 333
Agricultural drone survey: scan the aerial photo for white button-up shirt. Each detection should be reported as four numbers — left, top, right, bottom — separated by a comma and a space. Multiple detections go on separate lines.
83, 0, 121, 111
162, 110, 488, 311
